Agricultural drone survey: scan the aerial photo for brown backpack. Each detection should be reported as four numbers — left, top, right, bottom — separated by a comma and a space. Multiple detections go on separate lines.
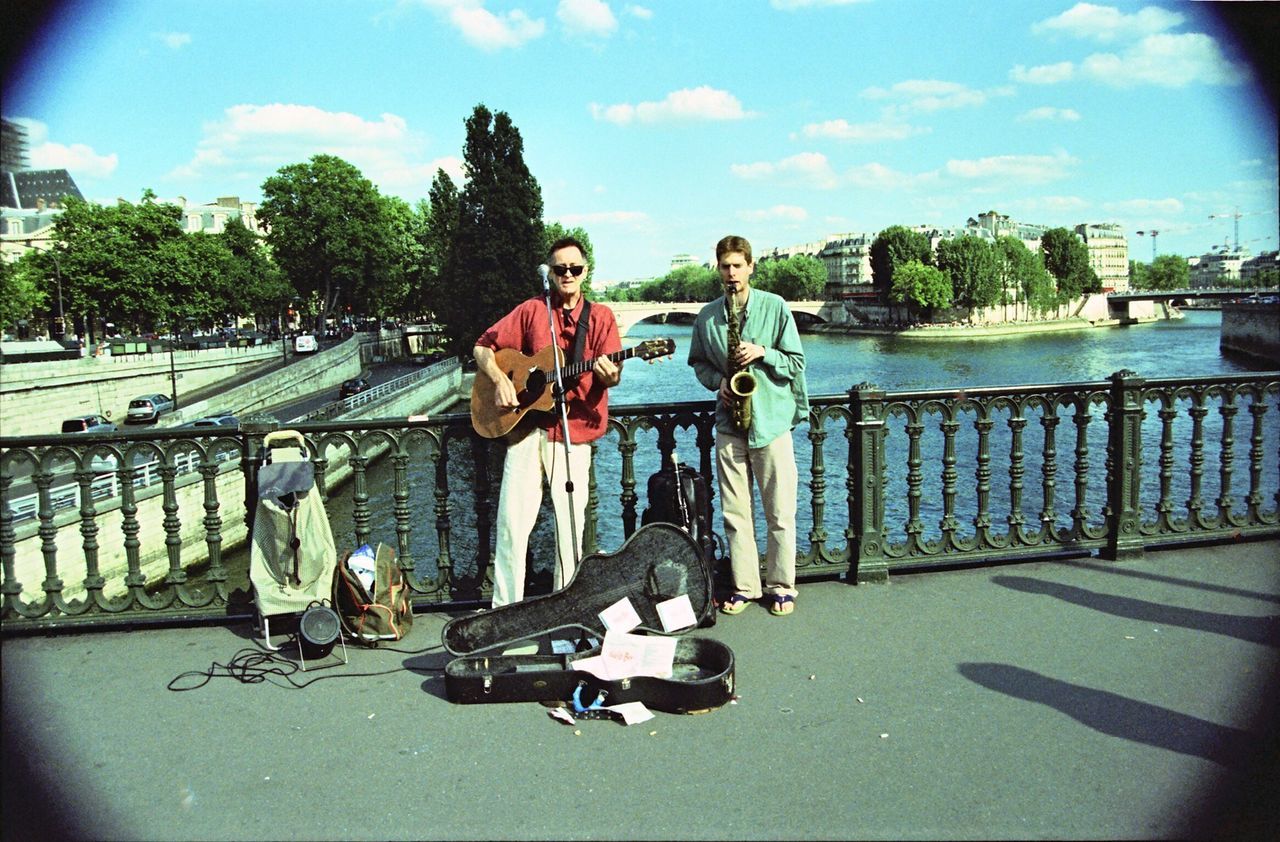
333, 543, 414, 645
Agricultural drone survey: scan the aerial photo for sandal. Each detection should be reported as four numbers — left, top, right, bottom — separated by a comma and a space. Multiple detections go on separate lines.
768, 594, 795, 616
720, 594, 751, 615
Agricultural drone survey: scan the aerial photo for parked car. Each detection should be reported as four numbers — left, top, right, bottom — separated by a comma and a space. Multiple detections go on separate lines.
183, 413, 239, 431
125, 394, 175, 424
61, 414, 116, 434
339, 377, 371, 399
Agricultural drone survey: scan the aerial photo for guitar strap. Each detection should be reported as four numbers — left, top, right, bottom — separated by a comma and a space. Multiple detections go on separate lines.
570, 300, 591, 367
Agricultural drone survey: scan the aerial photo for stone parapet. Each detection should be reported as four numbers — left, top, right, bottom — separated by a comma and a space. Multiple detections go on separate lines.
1221, 301, 1280, 364
0, 344, 280, 436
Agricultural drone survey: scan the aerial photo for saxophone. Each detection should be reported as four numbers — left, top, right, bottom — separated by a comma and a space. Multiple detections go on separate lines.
725, 287, 756, 433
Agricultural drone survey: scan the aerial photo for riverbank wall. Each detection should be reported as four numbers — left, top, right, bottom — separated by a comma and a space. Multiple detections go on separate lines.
1221, 301, 1280, 364
807, 293, 1181, 339
0, 344, 281, 437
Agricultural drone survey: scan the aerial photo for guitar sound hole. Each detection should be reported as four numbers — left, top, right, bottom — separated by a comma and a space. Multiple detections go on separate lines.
523, 369, 547, 404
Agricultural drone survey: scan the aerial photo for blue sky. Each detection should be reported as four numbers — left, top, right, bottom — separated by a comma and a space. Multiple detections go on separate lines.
6, 0, 1278, 283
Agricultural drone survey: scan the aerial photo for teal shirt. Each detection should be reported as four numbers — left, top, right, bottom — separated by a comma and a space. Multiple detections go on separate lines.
688, 288, 809, 449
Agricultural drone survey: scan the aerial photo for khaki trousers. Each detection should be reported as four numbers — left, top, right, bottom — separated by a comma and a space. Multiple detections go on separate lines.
491, 428, 591, 607
716, 429, 799, 599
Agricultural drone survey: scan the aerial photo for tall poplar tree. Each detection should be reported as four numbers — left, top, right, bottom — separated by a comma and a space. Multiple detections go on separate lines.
437, 105, 544, 353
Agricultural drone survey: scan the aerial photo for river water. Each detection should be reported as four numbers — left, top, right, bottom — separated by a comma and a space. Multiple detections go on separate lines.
306, 309, 1276, 589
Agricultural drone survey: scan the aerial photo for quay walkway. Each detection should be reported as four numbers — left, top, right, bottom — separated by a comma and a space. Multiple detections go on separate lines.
3, 538, 1277, 840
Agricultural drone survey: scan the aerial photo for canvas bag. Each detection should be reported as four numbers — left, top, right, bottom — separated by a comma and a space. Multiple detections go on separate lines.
333, 542, 414, 644
249, 433, 337, 619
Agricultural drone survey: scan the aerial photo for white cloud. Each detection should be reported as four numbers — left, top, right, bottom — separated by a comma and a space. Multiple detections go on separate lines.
420, 0, 545, 51
590, 86, 753, 124
845, 162, 929, 191
153, 31, 191, 49
862, 79, 1013, 113
1032, 3, 1184, 43
1017, 107, 1081, 123
558, 0, 617, 37
730, 152, 839, 190
800, 117, 927, 142
1102, 197, 1185, 215
1081, 33, 1250, 88
771, 0, 868, 10
1025, 196, 1091, 213
945, 151, 1078, 184
738, 205, 809, 223
624, 4, 652, 19
168, 103, 460, 197
14, 118, 119, 178
1010, 62, 1075, 84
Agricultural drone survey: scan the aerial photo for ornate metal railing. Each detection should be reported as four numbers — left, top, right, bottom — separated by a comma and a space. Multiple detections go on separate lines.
2, 369, 1276, 632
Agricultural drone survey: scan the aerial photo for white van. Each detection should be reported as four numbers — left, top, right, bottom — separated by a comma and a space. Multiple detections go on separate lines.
294, 334, 318, 354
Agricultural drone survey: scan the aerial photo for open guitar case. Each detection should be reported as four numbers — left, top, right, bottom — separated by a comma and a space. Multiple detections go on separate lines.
442, 523, 736, 715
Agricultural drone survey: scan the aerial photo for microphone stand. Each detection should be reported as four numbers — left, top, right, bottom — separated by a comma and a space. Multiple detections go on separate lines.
541, 267, 581, 585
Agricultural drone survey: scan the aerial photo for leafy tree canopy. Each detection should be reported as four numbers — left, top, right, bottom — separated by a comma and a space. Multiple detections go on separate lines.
870, 226, 932, 301
754, 254, 826, 301
259, 154, 397, 331
1145, 254, 1189, 290
1040, 227, 1100, 298
935, 235, 999, 310
889, 259, 952, 314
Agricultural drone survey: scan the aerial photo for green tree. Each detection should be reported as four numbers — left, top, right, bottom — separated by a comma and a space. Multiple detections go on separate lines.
994, 236, 1055, 318
1128, 260, 1150, 290
217, 218, 291, 326
543, 221, 596, 298
411, 170, 461, 322
48, 191, 185, 339
754, 255, 826, 301
870, 226, 933, 302
0, 254, 47, 336
1146, 254, 1189, 290
889, 259, 952, 317
935, 235, 999, 312
1040, 227, 1100, 299
438, 104, 545, 353
259, 154, 398, 332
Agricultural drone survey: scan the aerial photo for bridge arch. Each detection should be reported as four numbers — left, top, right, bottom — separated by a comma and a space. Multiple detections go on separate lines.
608, 300, 835, 336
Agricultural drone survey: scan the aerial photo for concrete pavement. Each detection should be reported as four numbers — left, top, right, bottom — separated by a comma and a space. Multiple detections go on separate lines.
3, 538, 1278, 841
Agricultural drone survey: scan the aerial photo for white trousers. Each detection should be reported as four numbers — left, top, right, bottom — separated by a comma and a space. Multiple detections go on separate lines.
716, 429, 799, 599
490, 428, 591, 607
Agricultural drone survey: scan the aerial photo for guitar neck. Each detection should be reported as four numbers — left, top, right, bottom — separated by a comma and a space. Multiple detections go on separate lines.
562, 346, 641, 378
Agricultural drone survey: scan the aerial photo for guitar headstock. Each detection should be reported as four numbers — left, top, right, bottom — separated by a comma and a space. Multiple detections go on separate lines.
636, 338, 676, 361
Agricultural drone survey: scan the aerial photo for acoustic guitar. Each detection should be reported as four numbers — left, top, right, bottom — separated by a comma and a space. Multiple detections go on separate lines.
470, 337, 675, 439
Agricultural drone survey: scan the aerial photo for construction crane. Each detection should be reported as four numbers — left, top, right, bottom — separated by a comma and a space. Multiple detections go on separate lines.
1135, 230, 1159, 261
1208, 207, 1272, 253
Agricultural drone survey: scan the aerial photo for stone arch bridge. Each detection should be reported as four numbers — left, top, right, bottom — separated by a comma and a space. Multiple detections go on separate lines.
608, 300, 839, 336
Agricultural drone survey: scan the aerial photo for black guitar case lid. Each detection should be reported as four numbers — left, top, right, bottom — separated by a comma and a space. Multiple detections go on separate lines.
444, 635, 735, 714
443, 523, 713, 656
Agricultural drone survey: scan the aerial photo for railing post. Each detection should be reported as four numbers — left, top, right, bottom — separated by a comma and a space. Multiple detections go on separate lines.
849, 383, 889, 583
1103, 369, 1145, 560
239, 413, 280, 538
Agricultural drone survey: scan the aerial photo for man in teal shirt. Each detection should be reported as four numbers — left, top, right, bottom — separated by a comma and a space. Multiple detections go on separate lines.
689, 235, 809, 616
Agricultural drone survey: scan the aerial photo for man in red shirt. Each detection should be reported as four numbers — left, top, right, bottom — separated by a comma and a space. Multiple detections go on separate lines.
473, 236, 622, 607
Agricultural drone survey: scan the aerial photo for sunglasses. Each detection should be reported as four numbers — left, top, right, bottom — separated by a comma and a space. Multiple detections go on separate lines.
552, 264, 586, 278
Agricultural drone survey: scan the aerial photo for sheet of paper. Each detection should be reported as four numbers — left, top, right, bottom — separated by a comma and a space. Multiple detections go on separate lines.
550, 639, 578, 655
570, 655, 615, 680
600, 630, 677, 679
656, 593, 697, 632
605, 701, 654, 726
598, 597, 642, 633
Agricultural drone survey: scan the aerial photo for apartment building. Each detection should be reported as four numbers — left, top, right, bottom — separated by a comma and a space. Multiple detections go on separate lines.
1075, 222, 1130, 292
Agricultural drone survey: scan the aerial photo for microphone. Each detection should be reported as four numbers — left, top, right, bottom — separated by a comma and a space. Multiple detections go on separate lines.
538, 264, 551, 291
